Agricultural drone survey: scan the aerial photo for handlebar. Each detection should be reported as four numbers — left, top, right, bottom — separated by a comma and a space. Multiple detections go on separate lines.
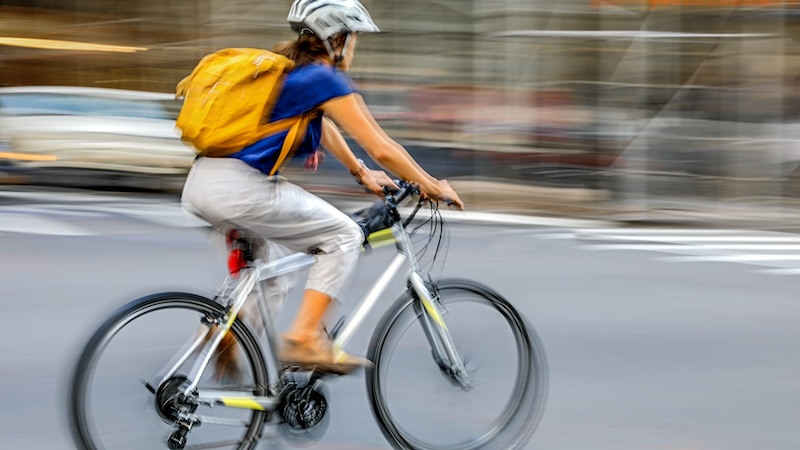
352, 180, 420, 242
384, 180, 458, 208
382, 180, 419, 210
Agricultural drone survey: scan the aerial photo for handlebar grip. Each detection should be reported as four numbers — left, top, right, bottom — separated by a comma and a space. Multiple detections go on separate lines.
384, 180, 416, 205
391, 187, 410, 205
382, 185, 397, 196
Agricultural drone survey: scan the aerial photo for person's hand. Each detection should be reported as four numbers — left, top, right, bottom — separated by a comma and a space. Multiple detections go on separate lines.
370, 170, 398, 191
357, 169, 398, 198
305, 150, 326, 171
421, 179, 464, 210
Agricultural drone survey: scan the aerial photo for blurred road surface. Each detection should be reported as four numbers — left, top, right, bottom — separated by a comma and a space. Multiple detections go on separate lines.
0, 187, 798, 449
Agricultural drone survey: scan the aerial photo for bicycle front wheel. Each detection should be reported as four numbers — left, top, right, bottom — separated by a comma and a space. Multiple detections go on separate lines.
366, 279, 548, 450
69, 292, 269, 450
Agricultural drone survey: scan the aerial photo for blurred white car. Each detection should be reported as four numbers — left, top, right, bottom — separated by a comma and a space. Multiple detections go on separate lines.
0, 86, 195, 191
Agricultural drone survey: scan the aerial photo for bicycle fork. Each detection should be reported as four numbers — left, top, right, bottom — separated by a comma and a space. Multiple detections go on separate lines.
408, 272, 474, 390
345, 221, 474, 391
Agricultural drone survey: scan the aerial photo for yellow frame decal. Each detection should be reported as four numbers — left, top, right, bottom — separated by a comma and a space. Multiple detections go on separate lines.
366, 228, 398, 249
420, 296, 446, 328
220, 397, 265, 411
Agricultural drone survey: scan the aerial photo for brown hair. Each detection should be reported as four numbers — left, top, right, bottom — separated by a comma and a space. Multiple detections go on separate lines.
271, 33, 348, 67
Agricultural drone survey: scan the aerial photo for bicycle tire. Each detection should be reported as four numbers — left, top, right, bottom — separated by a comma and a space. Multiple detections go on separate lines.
366, 279, 548, 450
69, 292, 269, 450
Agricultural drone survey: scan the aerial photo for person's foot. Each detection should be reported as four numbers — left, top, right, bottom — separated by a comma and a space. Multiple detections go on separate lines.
279, 330, 372, 375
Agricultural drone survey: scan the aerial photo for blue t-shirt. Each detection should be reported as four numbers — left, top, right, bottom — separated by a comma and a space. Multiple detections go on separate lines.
231, 63, 356, 174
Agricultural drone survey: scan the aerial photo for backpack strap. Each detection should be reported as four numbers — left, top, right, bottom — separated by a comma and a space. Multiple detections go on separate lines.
203, 112, 312, 175
260, 113, 312, 176
199, 114, 303, 158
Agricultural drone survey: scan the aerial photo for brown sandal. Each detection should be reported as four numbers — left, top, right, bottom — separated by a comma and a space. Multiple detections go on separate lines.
279, 331, 372, 375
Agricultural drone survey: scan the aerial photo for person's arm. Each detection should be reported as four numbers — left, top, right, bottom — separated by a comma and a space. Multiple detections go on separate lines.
320, 93, 463, 208
320, 117, 396, 196
350, 95, 440, 187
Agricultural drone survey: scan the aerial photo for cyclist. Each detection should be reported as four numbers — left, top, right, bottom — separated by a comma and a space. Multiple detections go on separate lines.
181, 0, 463, 377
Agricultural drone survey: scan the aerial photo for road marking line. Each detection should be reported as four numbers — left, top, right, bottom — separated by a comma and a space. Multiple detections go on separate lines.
662, 254, 800, 262
0, 214, 93, 236
568, 229, 800, 275
0, 203, 208, 228
757, 268, 800, 275
0, 206, 107, 218
577, 235, 800, 243
0, 189, 135, 203
584, 244, 800, 251
398, 207, 613, 228
531, 232, 577, 239
577, 228, 774, 235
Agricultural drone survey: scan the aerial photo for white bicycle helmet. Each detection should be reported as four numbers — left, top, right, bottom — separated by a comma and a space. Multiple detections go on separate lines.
287, 0, 379, 41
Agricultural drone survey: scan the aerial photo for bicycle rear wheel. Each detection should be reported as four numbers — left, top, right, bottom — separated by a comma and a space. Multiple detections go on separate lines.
366, 279, 548, 450
69, 292, 269, 450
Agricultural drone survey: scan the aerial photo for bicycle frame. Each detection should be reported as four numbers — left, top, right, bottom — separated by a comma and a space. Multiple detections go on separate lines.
161, 204, 471, 419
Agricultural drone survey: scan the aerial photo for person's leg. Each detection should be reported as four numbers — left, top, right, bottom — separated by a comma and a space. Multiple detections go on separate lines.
250, 180, 367, 372
183, 157, 366, 373
281, 212, 363, 343
285, 289, 330, 338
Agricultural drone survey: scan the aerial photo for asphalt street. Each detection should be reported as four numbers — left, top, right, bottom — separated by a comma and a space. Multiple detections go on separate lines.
0, 187, 798, 449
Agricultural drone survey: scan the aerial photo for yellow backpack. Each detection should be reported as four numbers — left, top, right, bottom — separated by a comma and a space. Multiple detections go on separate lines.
176, 48, 311, 175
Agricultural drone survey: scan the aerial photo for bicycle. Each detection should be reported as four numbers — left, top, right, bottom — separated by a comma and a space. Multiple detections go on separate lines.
69, 181, 548, 450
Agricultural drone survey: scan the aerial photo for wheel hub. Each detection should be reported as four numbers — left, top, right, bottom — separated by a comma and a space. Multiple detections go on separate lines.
155, 375, 194, 424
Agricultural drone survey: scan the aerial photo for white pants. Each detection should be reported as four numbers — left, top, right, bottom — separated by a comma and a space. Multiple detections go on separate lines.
181, 157, 364, 321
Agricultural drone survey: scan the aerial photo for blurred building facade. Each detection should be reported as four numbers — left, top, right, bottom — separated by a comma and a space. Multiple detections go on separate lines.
2, 0, 799, 215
